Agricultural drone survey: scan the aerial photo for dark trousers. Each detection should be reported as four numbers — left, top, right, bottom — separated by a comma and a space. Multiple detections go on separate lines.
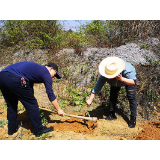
109, 85, 137, 117
0, 72, 43, 134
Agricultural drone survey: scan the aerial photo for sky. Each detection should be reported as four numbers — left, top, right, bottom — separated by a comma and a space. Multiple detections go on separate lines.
59, 20, 92, 32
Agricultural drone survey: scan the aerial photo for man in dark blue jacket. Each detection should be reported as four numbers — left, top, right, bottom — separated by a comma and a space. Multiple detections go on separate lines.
0, 61, 64, 137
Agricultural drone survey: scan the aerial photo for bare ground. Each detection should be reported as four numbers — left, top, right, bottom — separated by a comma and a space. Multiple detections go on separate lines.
0, 84, 160, 140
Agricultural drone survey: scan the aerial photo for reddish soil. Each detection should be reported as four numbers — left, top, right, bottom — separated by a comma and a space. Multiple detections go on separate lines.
136, 121, 160, 140
47, 117, 97, 134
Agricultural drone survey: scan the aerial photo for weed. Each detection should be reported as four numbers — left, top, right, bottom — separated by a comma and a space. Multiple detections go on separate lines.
85, 109, 93, 117
38, 133, 48, 140
0, 119, 8, 127
58, 100, 68, 110
62, 67, 71, 79
17, 103, 24, 111
147, 88, 159, 101
141, 43, 147, 49
40, 110, 48, 125
38, 132, 55, 140
99, 83, 110, 106
66, 86, 87, 106
2, 102, 7, 111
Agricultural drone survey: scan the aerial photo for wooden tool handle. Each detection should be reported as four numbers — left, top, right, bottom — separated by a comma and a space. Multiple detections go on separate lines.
39, 107, 97, 122
39, 107, 57, 114
64, 113, 97, 122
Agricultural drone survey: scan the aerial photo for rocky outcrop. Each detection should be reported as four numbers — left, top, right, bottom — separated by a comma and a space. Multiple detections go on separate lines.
0, 38, 159, 88
51, 38, 159, 87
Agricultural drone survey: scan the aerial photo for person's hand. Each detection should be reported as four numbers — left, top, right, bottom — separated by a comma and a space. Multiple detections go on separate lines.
115, 74, 123, 81
57, 108, 64, 116
86, 93, 96, 107
86, 99, 92, 107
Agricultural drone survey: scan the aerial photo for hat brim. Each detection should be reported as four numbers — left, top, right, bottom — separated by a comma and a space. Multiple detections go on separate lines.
55, 71, 62, 79
99, 57, 125, 79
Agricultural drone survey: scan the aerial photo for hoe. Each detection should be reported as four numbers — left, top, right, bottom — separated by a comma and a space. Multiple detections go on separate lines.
39, 107, 97, 122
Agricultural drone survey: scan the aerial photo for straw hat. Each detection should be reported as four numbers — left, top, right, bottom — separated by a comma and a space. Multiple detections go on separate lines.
99, 57, 125, 79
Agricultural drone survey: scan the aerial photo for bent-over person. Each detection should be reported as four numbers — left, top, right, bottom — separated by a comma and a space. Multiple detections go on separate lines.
86, 57, 137, 128
0, 61, 64, 136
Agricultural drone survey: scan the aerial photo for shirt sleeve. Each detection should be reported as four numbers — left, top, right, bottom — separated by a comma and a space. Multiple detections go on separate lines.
92, 75, 107, 94
42, 73, 56, 102
123, 62, 137, 80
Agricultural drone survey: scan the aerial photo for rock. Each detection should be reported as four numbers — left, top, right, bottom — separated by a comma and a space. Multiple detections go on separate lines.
1, 39, 159, 88
55, 40, 158, 87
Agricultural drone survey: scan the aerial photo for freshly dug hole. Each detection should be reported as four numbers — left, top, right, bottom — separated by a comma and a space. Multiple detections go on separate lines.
47, 117, 97, 134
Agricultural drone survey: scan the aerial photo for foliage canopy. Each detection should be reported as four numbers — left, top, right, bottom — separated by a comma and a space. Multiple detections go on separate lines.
0, 20, 159, 54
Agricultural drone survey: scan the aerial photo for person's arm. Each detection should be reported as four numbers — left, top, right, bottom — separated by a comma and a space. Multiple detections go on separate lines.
86, 75, 107, 106
115, 74, 136, 86
42, 73, 64, 116
51, 99, 64, 116
86, 93, 96, 106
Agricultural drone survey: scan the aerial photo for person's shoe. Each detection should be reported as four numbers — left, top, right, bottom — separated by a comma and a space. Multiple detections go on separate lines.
106, 112, 117, 121
35, 126, 54, 137
8, 124, 19, 135
8, 129, 18, 135
128, 116, 136, 128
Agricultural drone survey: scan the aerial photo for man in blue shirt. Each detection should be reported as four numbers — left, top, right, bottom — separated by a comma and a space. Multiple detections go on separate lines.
86, 57, 137, 128
0, 61, 64, 136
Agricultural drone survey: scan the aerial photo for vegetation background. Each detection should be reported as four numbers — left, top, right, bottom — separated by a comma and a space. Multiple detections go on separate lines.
0, 20, 159, 53
0, 19, 159, 159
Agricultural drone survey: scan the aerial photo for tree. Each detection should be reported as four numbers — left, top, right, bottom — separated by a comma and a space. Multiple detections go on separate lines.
108, 20, 160, 45
84, 20, 110, 47
0, 20, 60, 49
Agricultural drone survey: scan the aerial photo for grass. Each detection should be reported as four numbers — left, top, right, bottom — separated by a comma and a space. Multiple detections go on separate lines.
0, 119, 8, 127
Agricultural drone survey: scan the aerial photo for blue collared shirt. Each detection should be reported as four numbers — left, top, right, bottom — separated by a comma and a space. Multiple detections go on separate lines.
92, 62, 137, 94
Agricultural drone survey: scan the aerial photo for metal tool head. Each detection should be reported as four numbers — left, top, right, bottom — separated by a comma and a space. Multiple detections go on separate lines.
92, 117, 98, 122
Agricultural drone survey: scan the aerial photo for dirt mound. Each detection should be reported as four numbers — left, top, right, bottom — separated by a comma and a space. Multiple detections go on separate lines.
47, 117, 97, 134
136, 121, 160, 140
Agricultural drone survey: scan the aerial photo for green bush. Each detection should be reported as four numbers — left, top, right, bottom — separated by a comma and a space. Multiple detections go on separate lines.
0, 20, 159, 54
0, 20, 60, 50
66, 86, 87, 106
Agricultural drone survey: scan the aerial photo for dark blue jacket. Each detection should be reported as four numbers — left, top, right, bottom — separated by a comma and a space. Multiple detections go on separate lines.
2, 61, 56, 101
